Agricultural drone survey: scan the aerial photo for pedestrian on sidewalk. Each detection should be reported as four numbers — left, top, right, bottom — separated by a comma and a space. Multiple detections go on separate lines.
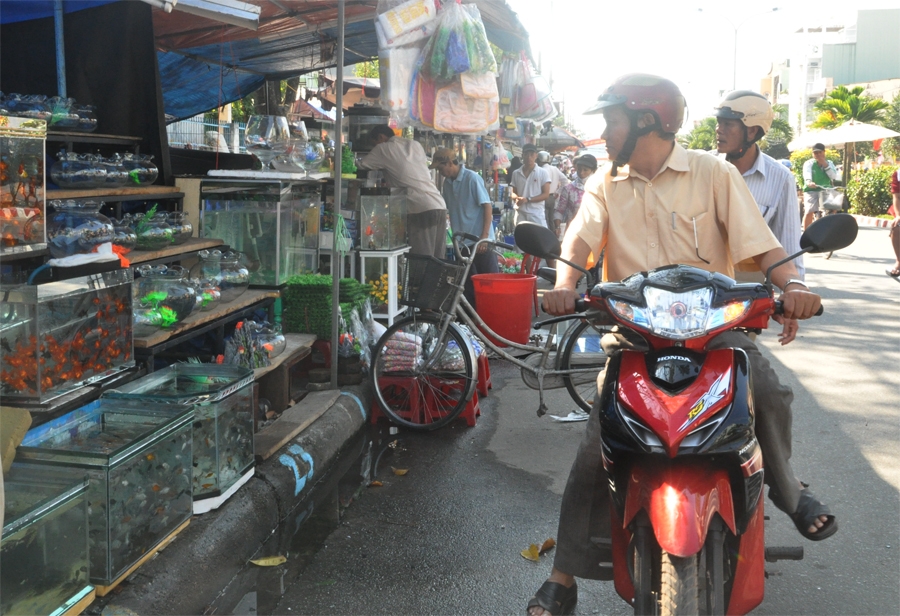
358, 125, 447, 259
887, 168, 900, 279
510, 144, 552, 269
431, 147, 499, 307
539, 150, 570, 236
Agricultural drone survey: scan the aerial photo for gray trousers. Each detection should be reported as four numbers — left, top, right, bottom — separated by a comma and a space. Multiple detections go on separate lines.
553, 328, 800, 580
407, 209, 447, 260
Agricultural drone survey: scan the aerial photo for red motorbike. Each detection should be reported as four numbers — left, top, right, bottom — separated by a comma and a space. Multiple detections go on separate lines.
516, 213, 857, 615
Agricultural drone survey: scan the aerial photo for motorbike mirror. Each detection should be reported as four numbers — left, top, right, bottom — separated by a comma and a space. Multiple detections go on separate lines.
800, 213, 859, 254
514, 222, 561, 260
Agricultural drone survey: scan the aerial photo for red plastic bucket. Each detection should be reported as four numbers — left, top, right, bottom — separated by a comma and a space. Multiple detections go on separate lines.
471, 273, 536, 346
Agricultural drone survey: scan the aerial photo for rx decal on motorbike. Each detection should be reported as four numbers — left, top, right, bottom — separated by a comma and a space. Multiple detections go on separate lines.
679, 367, 731, 431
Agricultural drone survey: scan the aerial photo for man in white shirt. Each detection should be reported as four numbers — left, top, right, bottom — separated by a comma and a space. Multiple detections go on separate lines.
509, 144, 551, 228
359, 125, 447, 258
538, 150, 570, 233
712, 90, 804, 344
801, 143, 839, 231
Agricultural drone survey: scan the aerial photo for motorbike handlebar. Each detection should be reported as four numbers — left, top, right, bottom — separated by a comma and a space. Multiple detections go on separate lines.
774, 300, 824, 317
575, 297, 587, 312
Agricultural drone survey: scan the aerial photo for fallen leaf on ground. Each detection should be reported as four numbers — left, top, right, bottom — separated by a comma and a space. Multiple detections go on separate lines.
520, 544, 540, 562
369, 480, 383, 487
391, 467, 409, 476
250, 555, 286, 567
539, 538, 556, 554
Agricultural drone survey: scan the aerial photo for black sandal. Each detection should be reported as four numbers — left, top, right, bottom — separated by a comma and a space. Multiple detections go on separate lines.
769, 484, 838, 542
526, 581, 577, 616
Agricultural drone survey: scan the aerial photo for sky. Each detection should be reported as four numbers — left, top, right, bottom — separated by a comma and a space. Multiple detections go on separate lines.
505, 0, 899, 138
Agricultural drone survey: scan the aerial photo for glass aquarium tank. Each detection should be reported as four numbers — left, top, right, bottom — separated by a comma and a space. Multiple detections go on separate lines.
199, 179, 322, 286
16, 399, 194, 585
0, 115, 46, 254
104, 363, 255, 505
1, 463, 93, 616
0, 268, 135, 403
359, 190, 407, 250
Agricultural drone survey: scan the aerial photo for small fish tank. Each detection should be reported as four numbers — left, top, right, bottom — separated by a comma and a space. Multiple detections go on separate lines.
0, 268, 135, 403
104, 363, 255, 504
16, 399, 194, 585
359, 191, 407, 250
0, 115, 47, 254
1, 463, 93, 616
199, 179, 322, 286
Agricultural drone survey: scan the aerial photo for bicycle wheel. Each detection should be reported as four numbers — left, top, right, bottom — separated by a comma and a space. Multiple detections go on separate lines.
559, 320, 609, 412
371, 312, 477, 431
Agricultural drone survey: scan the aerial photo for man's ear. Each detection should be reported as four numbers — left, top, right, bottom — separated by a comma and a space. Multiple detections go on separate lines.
636, 112, 656, 130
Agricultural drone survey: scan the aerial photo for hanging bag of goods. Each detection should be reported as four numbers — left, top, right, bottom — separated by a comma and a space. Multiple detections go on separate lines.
417, 1, 497, 83
377, 0, 438, 40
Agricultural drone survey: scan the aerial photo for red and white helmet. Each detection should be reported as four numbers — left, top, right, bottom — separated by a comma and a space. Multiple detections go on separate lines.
584, 73, 686, 133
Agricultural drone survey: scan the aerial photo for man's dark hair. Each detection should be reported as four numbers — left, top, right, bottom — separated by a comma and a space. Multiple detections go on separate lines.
369, 124, 396, 141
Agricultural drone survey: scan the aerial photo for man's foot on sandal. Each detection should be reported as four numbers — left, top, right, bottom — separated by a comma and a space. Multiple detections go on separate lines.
769, 483, 838, 541
527, 574, 577, 616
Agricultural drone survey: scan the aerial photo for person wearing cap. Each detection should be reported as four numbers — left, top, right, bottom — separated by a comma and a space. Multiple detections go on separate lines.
529, 73, 834, 616
552, 153, 596, 237
358, 124, 447, 259
712, 91, 805, 344
431, 147, 499, 307
801, 143, 839, 231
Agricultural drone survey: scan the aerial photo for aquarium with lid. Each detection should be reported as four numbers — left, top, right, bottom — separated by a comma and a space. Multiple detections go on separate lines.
0, 115, 46, 254
0, 268, 134, 403
16, 399, 194, 585
104, 363, 255, 504
359, 190, 407, 250
199, 179, 321, 286
1, 463, 93, 616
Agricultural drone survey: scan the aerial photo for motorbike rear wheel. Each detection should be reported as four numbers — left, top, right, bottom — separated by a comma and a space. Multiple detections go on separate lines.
660, 552, 700, 616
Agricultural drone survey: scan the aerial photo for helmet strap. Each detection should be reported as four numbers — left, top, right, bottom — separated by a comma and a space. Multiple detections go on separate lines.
724, 125, 761, 163
611, 110, 657, 177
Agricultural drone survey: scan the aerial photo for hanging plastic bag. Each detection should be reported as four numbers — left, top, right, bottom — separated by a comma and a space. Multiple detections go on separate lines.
460, 71, 499, 100
433, 81, 498, 134
418, 2, 496, 82
377, 0, 437, 40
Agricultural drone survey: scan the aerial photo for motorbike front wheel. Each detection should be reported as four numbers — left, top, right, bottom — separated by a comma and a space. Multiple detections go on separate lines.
660, 551, 700, 616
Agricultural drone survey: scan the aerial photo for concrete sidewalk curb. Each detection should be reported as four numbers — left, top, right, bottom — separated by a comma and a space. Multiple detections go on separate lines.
101, 382, 371, 615
851, 214, 892, 228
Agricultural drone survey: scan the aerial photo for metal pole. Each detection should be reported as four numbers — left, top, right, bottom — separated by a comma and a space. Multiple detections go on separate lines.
54, 0, 67, 97
330, 0, 345, 390
732, 27, 737, 91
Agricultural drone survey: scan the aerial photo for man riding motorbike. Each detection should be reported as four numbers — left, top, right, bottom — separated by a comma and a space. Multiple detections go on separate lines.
528, 73, 837, 616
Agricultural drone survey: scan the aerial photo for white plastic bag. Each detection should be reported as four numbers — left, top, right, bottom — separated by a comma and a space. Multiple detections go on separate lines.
377, 0, 436, 39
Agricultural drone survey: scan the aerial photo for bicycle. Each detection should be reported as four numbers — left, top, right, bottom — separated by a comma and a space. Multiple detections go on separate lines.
369, 230, 610, 431
817, 186, 845, 259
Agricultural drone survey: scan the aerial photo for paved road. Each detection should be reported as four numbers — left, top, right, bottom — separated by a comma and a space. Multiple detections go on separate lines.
271, 226, 899, 616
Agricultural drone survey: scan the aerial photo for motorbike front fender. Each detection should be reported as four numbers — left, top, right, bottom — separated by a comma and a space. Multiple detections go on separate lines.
623, 461, 736, 557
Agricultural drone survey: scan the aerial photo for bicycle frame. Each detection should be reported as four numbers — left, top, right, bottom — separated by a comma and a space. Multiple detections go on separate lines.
416, 234, 608, 416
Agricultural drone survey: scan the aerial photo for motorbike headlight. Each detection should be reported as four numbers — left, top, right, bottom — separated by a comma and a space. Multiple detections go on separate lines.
608, 287, 751, 340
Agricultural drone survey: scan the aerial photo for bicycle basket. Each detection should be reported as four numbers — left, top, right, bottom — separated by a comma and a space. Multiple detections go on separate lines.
821, 187, 844, 211
400, 254, 465, 312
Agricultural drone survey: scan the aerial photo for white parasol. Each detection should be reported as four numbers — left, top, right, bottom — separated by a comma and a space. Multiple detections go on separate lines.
788, 120, 900, 151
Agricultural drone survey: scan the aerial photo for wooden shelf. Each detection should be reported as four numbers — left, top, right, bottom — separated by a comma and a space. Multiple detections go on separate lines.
253, 333, 316, 380
128, 237, 224, 265
46, 185, 183, 201
134, 289, 280, 349
47, 131, 142, 146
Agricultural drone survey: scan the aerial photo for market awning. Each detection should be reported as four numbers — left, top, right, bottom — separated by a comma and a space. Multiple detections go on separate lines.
151, 0, 532, 121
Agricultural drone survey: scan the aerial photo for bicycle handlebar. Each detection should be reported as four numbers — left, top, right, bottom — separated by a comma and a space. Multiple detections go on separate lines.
454, 232, 515, 254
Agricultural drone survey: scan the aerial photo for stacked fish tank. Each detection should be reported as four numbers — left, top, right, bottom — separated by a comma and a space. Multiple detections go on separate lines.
0, 115, 46, 253
16, 399, 194, 585
1, 464, 93, 616
199, 179, 321, 286
105, 364, 255, 509
359, 191, 407, 250
0, 269, 134, 403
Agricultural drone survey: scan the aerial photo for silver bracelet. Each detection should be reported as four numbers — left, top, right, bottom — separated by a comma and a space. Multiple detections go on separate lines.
782, 279, 809, 290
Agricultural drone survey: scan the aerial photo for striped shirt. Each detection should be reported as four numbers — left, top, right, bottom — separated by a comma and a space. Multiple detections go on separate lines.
717, 149, 805, 279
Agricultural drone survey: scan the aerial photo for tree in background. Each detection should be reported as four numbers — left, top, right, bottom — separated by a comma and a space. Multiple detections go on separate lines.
678, 117, 717, 151
881, 92, 900, 162
811, 85, 889, 179
760, 104, 793, 160
355, 61, 379, 79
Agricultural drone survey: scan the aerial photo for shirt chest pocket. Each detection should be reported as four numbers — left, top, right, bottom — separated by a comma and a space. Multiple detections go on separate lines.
666, 211, 716, 265
756, 201, 776, 223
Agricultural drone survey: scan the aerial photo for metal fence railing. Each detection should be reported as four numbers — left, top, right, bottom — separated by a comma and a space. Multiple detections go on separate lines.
166, 115, 247, 154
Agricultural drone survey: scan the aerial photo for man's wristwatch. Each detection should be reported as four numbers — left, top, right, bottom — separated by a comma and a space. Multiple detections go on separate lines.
782, 279, 809, 290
